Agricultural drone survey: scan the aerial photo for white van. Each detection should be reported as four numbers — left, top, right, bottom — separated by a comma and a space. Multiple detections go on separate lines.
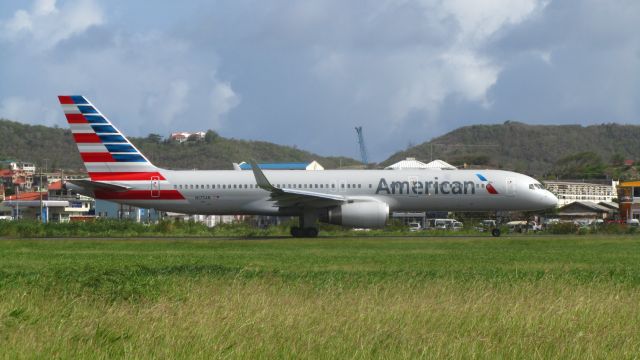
408, 222, 422, 232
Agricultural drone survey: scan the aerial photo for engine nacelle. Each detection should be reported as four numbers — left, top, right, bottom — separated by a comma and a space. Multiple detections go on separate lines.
320, 201, 389, 228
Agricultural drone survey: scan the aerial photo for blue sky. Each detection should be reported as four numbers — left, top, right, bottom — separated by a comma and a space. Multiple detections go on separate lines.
1, 0, 639, 161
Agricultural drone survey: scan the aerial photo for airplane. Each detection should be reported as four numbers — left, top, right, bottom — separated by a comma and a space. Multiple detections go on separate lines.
59, 95, 558, 237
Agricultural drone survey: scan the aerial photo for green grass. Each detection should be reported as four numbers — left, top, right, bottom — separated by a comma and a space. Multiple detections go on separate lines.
1, 235, 640, 358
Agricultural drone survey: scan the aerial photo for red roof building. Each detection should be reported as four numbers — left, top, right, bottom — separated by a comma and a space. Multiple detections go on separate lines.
48, 180, 63, 191
5, 191, 46, 201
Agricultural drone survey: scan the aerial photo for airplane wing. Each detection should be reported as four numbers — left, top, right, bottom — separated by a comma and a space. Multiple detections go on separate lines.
67, 179, 131, 192
248, 160, 347, 208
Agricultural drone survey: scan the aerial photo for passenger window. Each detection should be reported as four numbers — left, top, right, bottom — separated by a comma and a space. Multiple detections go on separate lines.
320, 184, 323, 188
173, 185, 177, 189
341, 184, 345, 188
358, 184, 361, 188
347, 184, 351, 189
190, 184, 194, 189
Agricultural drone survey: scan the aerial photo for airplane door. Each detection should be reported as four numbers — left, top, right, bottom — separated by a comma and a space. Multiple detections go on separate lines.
150, 176, 160, 198
506, 177, 515, 196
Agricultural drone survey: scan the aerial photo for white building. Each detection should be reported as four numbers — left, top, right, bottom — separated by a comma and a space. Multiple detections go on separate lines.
385, 158, 456, 170
544, 181, 617, 207
8, 162, 35, 173
170, 131, 206, 143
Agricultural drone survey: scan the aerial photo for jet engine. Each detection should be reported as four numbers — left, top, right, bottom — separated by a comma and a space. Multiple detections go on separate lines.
320, 201, 389, 228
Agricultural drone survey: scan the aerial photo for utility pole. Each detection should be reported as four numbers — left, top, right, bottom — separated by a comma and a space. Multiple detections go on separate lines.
40, 159, 49, 223
15, 187, 19, 220
39, 163, 43, 223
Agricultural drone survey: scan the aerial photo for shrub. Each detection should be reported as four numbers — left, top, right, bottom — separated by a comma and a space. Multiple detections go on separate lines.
546, 222, 578, 234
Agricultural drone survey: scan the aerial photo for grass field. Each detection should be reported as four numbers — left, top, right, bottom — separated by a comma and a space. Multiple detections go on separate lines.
1, 235, 640, 359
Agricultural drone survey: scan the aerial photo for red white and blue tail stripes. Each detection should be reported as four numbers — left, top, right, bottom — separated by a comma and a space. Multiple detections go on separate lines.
59, 95, 184, 201
59, 95, 162, 181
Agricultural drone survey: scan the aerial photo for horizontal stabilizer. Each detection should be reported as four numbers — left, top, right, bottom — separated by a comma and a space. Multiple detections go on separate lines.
67, 179, 130, 192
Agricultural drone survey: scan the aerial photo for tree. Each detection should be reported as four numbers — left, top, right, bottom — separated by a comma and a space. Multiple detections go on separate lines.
147, 133, 163, 143
610, 152, 624, 167
205, 130, 219, 143
552, 151, 605, 179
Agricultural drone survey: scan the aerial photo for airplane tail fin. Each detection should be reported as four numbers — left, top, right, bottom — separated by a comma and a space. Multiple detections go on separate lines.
58, 95, 162, 181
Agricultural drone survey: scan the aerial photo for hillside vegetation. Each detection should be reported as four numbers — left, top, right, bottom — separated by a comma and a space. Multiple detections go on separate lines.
0, 119, 359, 171
3, 118, 640, 178
383, 121, 640, 178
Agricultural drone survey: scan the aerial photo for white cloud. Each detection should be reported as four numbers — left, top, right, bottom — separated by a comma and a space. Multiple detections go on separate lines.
210, 80, 241, 128
308, 0, 547, 128
439, 0, 546, 46
145, 80, 190, 127
1, 0, 104, 50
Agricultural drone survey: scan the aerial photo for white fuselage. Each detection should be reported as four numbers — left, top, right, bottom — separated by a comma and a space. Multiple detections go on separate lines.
91, 168, 558, 215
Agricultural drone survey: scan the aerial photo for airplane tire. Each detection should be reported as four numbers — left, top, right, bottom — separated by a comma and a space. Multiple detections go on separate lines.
304, 227, 319, 238
290, 227, 302, 237
491, 228, 501, 237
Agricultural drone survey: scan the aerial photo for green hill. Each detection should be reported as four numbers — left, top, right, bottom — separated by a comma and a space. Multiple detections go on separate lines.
0, 119, 359, 172
382, 121, 640, 178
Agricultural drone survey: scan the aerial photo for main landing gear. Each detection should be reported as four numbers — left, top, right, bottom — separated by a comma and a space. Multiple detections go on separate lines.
290, 212, 319, 238
290, 226, 318, 238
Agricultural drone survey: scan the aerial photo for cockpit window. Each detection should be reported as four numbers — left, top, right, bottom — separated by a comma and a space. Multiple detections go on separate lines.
529, 183, 544, 190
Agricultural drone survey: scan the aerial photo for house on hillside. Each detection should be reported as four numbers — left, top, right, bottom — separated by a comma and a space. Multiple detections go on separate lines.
170, 131, 206, 143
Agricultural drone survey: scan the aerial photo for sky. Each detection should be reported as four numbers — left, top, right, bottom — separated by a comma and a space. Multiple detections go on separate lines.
0, 0, 639, 161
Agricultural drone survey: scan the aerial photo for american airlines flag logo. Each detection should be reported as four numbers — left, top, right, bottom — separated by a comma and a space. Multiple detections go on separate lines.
475, 173, 499, 194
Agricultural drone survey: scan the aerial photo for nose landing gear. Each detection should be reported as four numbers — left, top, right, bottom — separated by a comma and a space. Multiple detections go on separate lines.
491, 228, 501, 237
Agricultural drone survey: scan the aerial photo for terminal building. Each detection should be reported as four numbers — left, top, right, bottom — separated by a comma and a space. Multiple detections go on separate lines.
543, 180, 617, 207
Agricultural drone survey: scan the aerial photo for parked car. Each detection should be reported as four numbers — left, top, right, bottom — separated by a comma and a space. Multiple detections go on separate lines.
475, 219, 497, 232
408, 222, 422, 232
425, 218, 460, 230
451, 221, 464, 231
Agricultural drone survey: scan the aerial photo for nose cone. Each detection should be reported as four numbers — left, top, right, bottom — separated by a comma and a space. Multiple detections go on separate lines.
542, 190, 558, 208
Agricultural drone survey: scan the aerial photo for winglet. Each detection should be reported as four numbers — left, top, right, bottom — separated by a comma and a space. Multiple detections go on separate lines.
249, 160, 277, 191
